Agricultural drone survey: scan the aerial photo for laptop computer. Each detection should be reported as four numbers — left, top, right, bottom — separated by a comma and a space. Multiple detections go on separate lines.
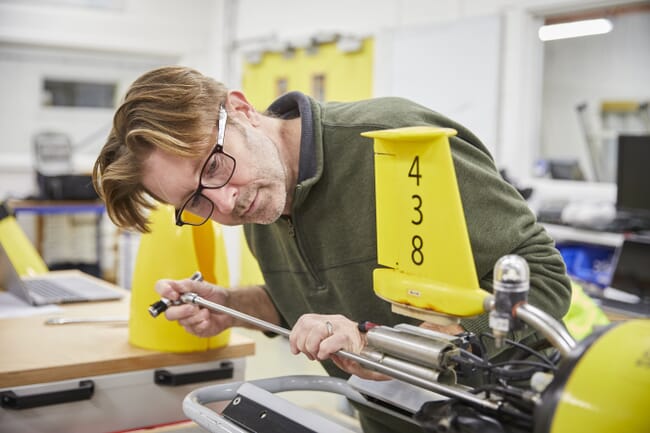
0, 243, 123, 306
599, 237, 650, 317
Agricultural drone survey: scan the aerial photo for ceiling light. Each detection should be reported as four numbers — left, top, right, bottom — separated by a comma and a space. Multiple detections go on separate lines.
538, 18, 613, 41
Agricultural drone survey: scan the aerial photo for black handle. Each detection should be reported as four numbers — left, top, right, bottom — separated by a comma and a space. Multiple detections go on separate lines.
154, 361, 234, 386
0, 380, 94, 410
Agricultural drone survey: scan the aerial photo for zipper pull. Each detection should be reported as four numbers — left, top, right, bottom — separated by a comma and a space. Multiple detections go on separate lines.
286, 216, 295, 237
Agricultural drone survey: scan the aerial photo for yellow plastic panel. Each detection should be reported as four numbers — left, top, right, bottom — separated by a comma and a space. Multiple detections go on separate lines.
373, 268, 487, 316
362, 127, 488, 317
238, 227, 265, 286
242, 38, 373, 108
0, 215, 48, 276
551, 320, 650, 433
129, 204, 230, 352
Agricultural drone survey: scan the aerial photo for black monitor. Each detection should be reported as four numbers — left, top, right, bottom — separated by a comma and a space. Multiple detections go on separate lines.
609, 237, 650, 300
601, 237, 650, 317
616, 135, 650, 219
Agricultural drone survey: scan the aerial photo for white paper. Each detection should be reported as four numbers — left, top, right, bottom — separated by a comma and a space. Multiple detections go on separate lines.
0, 291, 62, 319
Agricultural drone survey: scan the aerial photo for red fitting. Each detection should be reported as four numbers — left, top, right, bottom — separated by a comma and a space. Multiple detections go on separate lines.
357, 321, 379, 333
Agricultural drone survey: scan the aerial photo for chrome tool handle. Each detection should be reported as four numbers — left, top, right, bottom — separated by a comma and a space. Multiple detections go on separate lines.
148, 271, 203, 317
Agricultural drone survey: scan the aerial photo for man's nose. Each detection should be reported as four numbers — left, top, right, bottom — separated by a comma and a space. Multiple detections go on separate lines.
205, 185, 237, 215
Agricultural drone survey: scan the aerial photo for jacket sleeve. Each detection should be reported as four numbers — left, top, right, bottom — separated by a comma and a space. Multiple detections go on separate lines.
449, 134, 572, 356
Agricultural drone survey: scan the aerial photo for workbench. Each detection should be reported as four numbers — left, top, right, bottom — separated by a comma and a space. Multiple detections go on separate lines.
0, 281, 255, 433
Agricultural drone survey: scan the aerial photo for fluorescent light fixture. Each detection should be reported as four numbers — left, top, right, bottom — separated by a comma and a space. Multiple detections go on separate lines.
539, 18, 613, 41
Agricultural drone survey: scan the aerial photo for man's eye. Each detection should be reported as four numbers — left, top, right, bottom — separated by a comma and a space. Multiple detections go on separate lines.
204, 154, 220, 178
189, 194, 203, 208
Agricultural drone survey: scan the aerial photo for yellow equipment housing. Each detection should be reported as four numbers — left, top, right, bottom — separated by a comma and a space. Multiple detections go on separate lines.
129, 203, 231, 352
536, 319, 650, 433
361, 127, 490, 322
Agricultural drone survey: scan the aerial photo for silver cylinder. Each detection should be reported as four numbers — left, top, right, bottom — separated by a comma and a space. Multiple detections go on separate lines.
366, 326, 454, 370
360, 348, 456, 384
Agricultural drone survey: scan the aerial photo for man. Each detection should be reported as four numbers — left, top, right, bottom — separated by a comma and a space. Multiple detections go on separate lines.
93, 66, 571, 432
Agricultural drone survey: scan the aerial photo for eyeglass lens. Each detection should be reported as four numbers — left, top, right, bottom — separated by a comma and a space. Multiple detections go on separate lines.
181, 152, 236, 220
182, 194, 214, 222
200, 151, 236, 188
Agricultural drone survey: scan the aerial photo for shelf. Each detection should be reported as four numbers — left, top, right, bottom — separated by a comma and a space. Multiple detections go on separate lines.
542, 223, 624, 247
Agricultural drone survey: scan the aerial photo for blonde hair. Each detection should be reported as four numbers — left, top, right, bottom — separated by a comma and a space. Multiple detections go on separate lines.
93, 66, 228, 232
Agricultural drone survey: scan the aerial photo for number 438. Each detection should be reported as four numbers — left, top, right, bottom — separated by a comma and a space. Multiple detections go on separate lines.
409, 156, 424, 266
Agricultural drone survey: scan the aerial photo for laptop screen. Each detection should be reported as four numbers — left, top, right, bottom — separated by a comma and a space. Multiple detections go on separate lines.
609, 237, 650, 299
0, 243, 33, 303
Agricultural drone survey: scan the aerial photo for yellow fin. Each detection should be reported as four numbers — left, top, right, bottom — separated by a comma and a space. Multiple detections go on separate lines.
363, 126, 488, 318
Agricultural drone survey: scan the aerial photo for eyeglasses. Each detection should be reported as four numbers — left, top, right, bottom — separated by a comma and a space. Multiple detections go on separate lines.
175, 105, 236, 227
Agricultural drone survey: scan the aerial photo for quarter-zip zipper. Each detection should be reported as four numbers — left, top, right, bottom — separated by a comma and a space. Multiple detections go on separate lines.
284, 215, 325, 291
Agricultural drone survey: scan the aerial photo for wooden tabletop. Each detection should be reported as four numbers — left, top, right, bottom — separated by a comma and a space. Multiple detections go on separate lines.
0, 274, 255, 388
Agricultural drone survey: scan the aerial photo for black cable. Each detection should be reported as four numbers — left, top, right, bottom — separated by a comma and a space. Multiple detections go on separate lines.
548, 348, 562, 365
452, 350, 552, 384
471, 383, 536, 416
488, 362, 554, 382
491, 359, 557, 371
451, 332, 559, 387
489, 368, 539, 382
471, 383, 525, 398
456, 347, 488, 366
476, 333, 489, 361
459, 354, 552, 379
480, 333, 556, 368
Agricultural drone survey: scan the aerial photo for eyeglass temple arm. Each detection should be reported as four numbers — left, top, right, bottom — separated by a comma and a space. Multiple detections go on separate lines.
218, 106, 227, 146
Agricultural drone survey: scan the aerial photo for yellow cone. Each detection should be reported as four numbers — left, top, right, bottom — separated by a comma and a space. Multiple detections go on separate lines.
128, 203, 230, 352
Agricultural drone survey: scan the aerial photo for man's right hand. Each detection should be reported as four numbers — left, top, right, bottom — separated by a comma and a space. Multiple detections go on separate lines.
154, 278, 233, 337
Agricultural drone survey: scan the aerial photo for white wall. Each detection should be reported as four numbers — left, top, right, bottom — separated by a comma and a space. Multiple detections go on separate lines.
0, 0, 227, 198
541, 10, 650, 182
0, 0, 224, 63
373, 14, 502, 156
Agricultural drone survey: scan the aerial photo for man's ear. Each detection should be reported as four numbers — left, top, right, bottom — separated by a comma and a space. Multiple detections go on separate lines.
226, 91, 261, 126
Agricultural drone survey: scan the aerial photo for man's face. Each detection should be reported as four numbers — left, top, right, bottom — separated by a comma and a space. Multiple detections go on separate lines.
142, 116, 289, 226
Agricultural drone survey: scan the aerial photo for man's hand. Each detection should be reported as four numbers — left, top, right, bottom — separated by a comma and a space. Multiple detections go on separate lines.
289, 313, 390, 381
290, 313, 364, 361
155, 277, 233, 337
289, 314, 466, 381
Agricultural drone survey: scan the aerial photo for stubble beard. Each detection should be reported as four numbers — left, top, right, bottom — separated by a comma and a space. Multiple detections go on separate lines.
238, 128, 288, 225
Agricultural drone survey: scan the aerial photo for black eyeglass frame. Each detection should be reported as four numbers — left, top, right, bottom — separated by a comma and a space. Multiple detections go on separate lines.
174, 105, 236, 227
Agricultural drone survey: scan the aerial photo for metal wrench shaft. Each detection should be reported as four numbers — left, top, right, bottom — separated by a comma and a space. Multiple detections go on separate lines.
180, 292, 290, 337
178, 291, 500, 411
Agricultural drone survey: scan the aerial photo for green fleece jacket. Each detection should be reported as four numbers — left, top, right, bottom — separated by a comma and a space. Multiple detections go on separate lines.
244, 92, 571, 374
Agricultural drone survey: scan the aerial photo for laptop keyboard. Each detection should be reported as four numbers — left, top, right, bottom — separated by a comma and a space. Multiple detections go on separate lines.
25, 279, 81, 300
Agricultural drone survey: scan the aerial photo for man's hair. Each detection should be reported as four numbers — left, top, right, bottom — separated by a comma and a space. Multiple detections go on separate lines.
92, 66, 228, 233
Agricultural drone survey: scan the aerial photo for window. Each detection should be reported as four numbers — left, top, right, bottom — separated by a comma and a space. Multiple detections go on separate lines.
312, 74, 326, 102
42, 79, 116, 108
276, 78, 288, 97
